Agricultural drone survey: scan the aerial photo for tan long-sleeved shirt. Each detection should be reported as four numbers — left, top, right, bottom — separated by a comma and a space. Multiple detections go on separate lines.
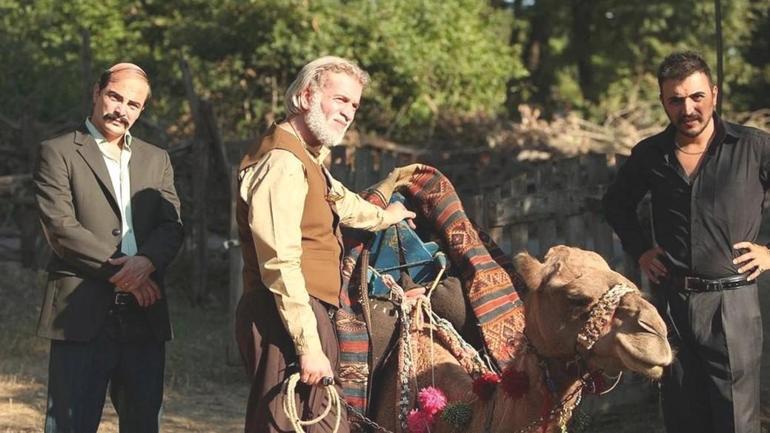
239, 125, 390, 355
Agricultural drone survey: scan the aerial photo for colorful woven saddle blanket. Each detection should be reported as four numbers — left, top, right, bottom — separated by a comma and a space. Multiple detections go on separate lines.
334, 165, 527, 413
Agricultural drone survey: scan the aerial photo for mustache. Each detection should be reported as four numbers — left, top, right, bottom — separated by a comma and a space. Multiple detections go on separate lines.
678, 114, 702, 124
103, 113, 129, 126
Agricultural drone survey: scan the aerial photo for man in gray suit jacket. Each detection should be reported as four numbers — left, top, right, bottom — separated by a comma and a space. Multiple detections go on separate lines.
34, 63, 183, 433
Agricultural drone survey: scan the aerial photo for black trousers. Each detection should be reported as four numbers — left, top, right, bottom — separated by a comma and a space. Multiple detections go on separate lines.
657, 280, 762, 433
44, 305, 165, 433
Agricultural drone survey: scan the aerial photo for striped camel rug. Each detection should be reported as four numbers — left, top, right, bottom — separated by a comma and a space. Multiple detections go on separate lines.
334, 165, 526, 414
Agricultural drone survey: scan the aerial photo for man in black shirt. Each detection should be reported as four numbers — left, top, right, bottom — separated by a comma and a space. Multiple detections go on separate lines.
603, 51, 770, 433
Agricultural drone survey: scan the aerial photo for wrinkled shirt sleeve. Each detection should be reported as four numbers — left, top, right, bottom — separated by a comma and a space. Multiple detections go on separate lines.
239, 150, 322, 355
325, 169, 389, 231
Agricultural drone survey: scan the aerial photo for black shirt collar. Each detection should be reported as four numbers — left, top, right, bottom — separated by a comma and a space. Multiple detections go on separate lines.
659, 113, 739, 153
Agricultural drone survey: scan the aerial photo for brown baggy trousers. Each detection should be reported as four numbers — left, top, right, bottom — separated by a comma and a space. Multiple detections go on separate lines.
235, 288, 350, 433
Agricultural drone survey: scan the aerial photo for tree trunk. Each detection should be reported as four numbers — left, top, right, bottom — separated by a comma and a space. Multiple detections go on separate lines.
571, 0, 596, 103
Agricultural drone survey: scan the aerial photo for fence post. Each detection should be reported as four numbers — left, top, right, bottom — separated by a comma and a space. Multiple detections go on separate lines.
535, 162, 557, 256
379, 151, 397, 180
19, 114, 42, 268
586, 153, 614, 260
181, 59, 209, 304
353, 147, 374, 191
509, 173, 529, 254
563, 157, 585, 248
330, 145, 350, 187
466, 194, 484, 225
486, 188, 503, 244
227, 166, 244, 365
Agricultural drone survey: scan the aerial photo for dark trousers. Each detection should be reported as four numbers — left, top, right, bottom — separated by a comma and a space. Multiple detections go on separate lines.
44, 306, 165, 433
235, 289, 350, 433
658, 280, 761, 433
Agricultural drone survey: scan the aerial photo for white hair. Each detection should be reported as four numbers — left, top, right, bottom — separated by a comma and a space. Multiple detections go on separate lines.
284, 56, 370, 116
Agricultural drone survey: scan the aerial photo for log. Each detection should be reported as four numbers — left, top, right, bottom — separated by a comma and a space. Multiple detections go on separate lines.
0, 174, 32, 197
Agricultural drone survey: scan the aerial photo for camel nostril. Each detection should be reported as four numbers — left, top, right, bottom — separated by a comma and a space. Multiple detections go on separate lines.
637, 318, 662, 335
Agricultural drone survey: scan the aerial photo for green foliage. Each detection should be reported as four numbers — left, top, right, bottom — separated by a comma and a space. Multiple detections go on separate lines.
0, 0, 522, 144
162, 0, 524, 141
733, 1, 770, 110
0, 0, 766, 150
509, 0, 765, 119
0, 0, 150, 122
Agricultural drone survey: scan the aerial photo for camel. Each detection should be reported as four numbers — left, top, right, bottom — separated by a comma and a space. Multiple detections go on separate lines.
366, 245, 673, 433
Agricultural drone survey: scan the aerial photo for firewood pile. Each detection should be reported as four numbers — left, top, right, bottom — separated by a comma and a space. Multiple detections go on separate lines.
486, 105, 770, 160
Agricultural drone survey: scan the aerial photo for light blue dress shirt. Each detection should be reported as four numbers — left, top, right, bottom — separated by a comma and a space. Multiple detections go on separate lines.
85, 118, 138, 256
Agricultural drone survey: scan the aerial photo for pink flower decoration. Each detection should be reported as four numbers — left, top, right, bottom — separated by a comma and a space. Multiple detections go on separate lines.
407, 409, 432, 433
418, 386, 448, 416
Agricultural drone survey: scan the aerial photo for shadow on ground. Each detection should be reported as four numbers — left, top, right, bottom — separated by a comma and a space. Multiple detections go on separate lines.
2, 258, 769, 433
0, 261, 249, 433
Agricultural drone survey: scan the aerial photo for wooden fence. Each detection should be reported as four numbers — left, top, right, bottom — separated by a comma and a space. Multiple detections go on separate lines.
328, 143, 642, 282
0, 138, 643, 287
3, 135, 657, 412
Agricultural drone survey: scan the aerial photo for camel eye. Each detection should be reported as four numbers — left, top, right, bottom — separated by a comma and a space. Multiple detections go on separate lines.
566, 294, 593, 308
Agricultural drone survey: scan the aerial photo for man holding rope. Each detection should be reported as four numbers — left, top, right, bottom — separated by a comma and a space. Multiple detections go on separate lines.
235, 56, 415, 433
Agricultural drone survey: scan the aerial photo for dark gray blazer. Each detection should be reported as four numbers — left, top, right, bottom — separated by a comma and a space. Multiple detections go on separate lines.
34, 124, 183, 342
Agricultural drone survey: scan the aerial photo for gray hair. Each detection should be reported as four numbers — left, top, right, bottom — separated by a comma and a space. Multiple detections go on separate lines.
284, 56, 370, 116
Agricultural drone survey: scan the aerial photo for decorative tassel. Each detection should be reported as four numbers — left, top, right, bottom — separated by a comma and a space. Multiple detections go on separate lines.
472, 372, 501, 401
440, 402, 473, 429
418, 386, 448, 416
407, 409, 432, 433
501, 367, 529, 399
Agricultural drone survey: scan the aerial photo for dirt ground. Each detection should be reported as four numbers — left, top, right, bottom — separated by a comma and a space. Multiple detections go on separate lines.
1, 258, 769, 433
0, 261, 249, 433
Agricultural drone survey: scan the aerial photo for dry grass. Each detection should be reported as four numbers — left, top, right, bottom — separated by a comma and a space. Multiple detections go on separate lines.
0, 261, 249, 433
2, 254, 770, 433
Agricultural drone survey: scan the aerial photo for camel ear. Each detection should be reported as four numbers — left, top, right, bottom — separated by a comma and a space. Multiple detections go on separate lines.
513, 252, 544, 291
541, 246, 581, 288
541, 261, 579, 288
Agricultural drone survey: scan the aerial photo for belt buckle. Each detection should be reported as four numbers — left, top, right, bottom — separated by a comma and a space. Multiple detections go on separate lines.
712, 280, 724, 291
683, 276, 695, 292
114, 292, 132, 305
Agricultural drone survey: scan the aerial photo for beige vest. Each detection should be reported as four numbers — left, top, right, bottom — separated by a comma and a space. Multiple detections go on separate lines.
237, 124, 343, 306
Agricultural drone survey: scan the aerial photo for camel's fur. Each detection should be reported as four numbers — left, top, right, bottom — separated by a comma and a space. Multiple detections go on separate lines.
367, 246, 672, 433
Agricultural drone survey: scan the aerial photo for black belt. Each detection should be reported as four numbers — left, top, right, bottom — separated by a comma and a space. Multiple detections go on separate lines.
113, 292, 138, 306
671, 274, 752, 293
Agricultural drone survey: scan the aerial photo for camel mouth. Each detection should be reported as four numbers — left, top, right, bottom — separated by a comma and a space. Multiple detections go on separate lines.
614, 333, 672, 379
617, 352, 665, 379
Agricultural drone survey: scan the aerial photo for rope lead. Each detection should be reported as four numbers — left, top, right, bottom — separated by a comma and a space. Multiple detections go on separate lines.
282, 372, 342, 433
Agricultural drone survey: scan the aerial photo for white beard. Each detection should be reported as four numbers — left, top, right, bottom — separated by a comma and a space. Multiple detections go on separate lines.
305, 97, 348, 147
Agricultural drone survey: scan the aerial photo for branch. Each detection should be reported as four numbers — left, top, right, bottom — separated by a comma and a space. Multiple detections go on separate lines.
0, 112, 20, 130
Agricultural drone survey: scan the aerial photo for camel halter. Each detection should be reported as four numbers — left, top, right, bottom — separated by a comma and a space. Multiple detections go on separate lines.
566, 282, 638, 396
576, 282, 638, 351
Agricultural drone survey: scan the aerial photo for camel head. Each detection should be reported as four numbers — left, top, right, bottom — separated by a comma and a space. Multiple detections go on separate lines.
514, 246, 672, 380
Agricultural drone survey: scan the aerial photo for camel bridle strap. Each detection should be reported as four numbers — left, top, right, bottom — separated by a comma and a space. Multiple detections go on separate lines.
576, 283, 638, 352
563, 283, 637, 397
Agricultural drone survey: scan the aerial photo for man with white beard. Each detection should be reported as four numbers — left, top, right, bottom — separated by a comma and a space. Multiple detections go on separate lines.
234, 56, 416, 433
